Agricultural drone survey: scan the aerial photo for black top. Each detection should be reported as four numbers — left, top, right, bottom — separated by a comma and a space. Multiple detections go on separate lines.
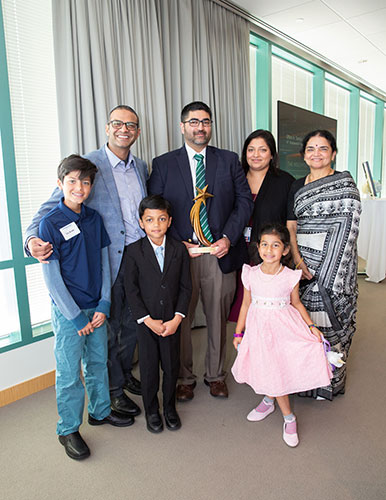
286, 176, 306, 221
250, 169, 295, 242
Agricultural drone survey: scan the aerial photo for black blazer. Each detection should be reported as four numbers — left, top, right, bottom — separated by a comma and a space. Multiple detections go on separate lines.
123, 236, 192, 322
250, 169, 295, 242
148, 146, 254, 273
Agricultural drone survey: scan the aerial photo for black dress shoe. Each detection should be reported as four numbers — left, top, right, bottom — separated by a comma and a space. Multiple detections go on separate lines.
58, 431, 90, 460
111, 394, 141, 416
164, 410, 181, 431
146, 412, 164, 434
123, 374, 142, 396
88, 410, 134, 427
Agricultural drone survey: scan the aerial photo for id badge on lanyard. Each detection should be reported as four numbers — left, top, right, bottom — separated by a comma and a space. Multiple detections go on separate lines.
243, 226, 251, 243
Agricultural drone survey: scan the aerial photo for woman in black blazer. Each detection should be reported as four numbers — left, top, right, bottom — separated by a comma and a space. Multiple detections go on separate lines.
229, 130, 295, 321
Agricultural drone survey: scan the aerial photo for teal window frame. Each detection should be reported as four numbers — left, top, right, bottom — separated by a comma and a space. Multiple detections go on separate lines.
0, 3, 53, 354
250, 33, 271, 131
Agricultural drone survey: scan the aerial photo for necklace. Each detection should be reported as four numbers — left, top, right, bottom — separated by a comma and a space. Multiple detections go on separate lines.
259, 263, 282, 280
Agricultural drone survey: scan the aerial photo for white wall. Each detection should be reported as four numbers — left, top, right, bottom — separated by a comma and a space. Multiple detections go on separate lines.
0, 337, 55, 391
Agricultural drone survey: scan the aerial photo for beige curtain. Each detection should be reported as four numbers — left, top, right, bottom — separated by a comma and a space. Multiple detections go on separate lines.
52, 0, 252, 164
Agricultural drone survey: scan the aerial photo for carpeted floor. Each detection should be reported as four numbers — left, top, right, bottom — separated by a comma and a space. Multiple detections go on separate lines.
1, 276, 385, 500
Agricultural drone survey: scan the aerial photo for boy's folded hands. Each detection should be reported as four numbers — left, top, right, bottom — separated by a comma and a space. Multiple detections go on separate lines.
144, 315, 182, 337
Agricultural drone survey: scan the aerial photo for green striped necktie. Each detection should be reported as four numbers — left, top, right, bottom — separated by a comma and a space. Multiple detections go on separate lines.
194, 153, 214, 244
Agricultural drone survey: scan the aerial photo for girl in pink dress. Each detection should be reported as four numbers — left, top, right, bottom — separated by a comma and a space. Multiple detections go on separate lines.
231, 223, 332, 447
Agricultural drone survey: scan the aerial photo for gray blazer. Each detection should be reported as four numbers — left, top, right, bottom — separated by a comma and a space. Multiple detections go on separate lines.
24, 145, 148, 285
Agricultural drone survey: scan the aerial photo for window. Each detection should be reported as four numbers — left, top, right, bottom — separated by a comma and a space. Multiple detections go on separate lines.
3, 0, 60, 235
324, 79, 350, 172
357, 95, 376, 195
1, 0, 60, 350
0, 135, 12, 261
271, 55, 313, 137
0, 269, 21, 348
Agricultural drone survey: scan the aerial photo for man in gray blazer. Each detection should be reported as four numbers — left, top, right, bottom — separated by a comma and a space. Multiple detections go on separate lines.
25, 105, 148, 419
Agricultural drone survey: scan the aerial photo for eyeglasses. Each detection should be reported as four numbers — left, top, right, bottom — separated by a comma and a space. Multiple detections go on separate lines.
108, 120, 138, 130
182, 118, 213, 127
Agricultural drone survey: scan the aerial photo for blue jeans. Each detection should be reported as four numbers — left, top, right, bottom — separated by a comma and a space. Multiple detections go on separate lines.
52, 304, 111, 436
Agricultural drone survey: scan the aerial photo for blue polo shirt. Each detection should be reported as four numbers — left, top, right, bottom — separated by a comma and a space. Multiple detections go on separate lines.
39, 199, 111, 310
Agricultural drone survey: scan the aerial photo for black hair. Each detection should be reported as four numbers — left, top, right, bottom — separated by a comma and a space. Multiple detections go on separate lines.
181, 101, 212, 122
241, 129, 279, 176
251, 222, 292, 267
108, 105, 139, 126
57, 154, 98, 184
139, 194, 172, 219
300, 129, 337, 156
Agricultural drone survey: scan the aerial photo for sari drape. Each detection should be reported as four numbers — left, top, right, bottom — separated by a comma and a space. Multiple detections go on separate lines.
294, 171, 361, 400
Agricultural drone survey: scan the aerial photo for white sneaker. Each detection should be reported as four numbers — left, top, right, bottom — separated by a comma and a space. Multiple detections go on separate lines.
247, 399, 275, 421
283, 418, 299, 447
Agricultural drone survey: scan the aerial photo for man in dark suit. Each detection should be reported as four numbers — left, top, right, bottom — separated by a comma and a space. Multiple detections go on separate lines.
148, 101, 253, 400
123, 195, 192, 433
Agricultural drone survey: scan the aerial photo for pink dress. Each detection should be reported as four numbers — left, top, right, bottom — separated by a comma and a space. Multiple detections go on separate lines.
231, 265, 332, 397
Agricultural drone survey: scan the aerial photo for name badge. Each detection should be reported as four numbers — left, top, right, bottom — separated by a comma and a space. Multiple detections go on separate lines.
243, 226, 251, 243
60, 222, 80, 241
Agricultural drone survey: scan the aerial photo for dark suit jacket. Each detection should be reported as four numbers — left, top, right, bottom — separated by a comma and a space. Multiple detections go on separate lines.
123, 236, 192, 322
148, 146, 254, 273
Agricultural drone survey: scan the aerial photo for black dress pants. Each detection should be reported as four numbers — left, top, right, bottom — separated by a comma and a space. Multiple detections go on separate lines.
137, 323, 180, 415
107, 255, 138, 398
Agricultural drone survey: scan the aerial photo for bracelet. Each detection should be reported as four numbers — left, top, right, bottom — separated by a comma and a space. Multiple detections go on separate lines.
233, 332, 244, 338
295, 258, 304, 269
308, 323, 317, 329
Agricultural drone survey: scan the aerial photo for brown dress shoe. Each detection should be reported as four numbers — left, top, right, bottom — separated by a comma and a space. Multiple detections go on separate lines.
204, 380, 228, 398
176, 381, 196, 402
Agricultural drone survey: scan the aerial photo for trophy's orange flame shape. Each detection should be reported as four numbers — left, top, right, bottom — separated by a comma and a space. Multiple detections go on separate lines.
189, 185, 214, 246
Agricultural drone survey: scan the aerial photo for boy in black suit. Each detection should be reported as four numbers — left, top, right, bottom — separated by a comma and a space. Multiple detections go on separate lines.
123, 195, 192, 433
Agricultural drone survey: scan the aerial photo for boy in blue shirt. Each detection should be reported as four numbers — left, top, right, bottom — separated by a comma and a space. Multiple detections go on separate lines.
39, 155, 133, 461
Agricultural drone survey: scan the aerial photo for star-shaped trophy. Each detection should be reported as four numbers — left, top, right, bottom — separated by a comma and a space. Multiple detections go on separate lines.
189, 185, 218, 254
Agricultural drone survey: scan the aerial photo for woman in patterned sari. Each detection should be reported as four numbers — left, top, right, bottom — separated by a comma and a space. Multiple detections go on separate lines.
287, 130, 361, 400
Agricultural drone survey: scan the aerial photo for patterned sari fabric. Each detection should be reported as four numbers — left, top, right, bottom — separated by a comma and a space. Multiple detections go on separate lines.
294, 171, 361, 400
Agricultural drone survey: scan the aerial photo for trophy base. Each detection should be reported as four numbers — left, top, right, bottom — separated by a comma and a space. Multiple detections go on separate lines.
189, 246, 218, 255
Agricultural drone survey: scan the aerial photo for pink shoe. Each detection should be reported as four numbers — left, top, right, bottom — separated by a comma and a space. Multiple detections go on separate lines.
247, 399, 275, 421
283, 418, 299, 447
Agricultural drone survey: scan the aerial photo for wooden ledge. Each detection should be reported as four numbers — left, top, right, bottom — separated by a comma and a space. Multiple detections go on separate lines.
0, 371, 55, 407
